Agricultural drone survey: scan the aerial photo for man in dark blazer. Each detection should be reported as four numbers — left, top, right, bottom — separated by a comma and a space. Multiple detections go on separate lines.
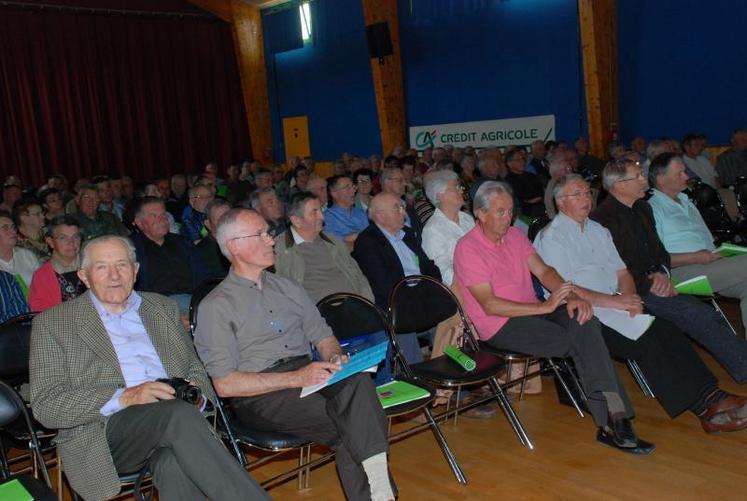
353, 192, 441, 362
29, 235, 266, 501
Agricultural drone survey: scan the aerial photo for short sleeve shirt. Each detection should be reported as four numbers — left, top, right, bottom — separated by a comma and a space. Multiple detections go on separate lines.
533, 212, 625, 295
648, 189, 715, 253
454, 225, 538, 340
194, 270, 333, 376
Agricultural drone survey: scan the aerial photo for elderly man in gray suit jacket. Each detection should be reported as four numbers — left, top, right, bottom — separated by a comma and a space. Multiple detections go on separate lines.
29, 235, 267, 501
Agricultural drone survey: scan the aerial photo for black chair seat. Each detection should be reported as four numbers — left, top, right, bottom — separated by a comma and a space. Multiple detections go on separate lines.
2, 418, 55, 442
229, 420, 311, 451
381, 377, 436, 417
477, 342, 533, 360
410, 351, 507, 386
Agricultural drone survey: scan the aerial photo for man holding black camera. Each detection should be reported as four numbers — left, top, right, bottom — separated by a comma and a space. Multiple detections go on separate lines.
29, 235, 267, 501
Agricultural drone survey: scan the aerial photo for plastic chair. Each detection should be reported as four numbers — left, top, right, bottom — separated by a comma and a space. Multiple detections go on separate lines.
387, 275, 535, 450
316, 293, 464, 483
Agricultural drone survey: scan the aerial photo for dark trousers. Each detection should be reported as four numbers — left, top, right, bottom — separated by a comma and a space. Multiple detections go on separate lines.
107, 399, 268, 501
644, 293, 747, 383
486, 309, 633, 427
600, 319, 717, 417
232, 357, 391, 501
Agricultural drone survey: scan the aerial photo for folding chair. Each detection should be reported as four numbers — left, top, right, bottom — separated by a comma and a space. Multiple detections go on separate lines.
189, 277, 317, 490
625, 360, 655, 398
316, 293, 465, 484
388, 275, 534, 450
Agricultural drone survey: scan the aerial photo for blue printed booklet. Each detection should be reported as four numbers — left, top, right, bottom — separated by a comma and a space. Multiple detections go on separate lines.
300, 341, 388, 397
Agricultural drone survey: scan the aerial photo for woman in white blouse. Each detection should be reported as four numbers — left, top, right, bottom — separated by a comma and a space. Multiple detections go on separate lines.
421, 170, 475, 286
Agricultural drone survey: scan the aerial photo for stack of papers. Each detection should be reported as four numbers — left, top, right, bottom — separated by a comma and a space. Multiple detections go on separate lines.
712, 243, 747, 257
673, 275, 714, 296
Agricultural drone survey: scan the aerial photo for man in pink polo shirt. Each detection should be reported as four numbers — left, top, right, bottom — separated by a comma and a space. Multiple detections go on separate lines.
453, 181, 654, 455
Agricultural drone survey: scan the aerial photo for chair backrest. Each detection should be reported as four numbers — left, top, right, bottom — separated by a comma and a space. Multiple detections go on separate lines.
690, 181, 722, 210
316, 293, 389, 343
733, 176, 747, 205
0, 381, 21, 428
527, 215, 551, 242
388, 275, 458, 335
189, 277, 225, 335
0, 313, 36, 385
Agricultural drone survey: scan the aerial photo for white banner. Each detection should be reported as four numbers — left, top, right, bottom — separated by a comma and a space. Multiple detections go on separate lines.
409, 114, 555, 150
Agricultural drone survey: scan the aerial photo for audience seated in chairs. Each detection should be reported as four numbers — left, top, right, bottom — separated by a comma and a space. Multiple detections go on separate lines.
196, 198, 232, 279
354, 192, 441, 364
275, 192, 374, 304
591, 157, 747, 383
535, 174, 747, 433
324, 174, 369, 249
143, 180, 180, 234
453, 180, 654, 454
193, 208, 396, 501
166, 174, 189, 223
70, 184, 129, 240
131, 197, 207, 314
504, 148, 546, 219
29, 235, 267, 501
379, 166, 423, 237
248, 187, 287, 238
0, 210, 40, 292
647, 153, 747, 336
28, 216, 85, 312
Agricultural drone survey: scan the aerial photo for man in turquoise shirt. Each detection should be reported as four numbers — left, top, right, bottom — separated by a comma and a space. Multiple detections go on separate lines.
648, 152, 747, 335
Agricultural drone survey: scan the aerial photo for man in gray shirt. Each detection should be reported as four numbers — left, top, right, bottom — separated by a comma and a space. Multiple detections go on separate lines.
194, 208, 395, 501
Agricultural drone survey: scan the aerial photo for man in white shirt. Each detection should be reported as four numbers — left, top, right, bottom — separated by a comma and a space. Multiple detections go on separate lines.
535, 174, 747, 434
681, 133, 738, 220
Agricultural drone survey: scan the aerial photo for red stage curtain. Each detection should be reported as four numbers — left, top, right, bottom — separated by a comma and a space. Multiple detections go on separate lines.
0, 5, 251, 187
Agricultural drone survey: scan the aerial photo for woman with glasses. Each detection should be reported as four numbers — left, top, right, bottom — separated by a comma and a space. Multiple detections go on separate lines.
353, 168, 374, 211
28, 216, 86, 312
0, 210, 40, 293
13, 199, 50, 261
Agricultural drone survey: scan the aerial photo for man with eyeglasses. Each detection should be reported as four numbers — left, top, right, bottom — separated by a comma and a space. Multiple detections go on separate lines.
29, 215, 86, 312
181, 184, 214, 244
535, 175, 747, 434
194, 208, 397, 501
70, 185, 129, 240
591, 158, 747, 386
454, 181, 654, 454
131, 197, 207, 315
324, 175, 370, 249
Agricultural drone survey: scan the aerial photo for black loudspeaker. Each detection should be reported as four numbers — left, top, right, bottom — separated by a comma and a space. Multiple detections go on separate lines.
366, 22, 393, 63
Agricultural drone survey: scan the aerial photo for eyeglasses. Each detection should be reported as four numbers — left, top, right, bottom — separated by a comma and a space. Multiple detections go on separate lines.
483, 207, 513, 218
356, 179, 371, 185
191, 195, 214, 200
0, 224, 16, 232
231, 230, 272, 241
557, 190, 592, 199
332, 183, 356, 192
615, 172, 646, 183
23, 210, 44, 217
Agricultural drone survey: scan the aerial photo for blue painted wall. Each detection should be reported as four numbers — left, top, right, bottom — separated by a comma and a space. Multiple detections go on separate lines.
398, 0, 585, 142
263, 0, 381, 162
262, 0, 585, 161
617, 0, 747, 145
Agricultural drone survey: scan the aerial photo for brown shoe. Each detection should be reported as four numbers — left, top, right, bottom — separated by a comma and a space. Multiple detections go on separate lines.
700, 397, 747, 434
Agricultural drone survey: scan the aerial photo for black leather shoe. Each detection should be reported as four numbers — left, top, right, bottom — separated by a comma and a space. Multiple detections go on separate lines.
596, 428, 656, 455
610, 417, 638, 448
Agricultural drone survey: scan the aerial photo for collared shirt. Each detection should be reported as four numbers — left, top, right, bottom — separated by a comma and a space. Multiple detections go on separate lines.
421, 208, 475, 286
290, 226, 309, 244
648, 189, 715, 253
534, 212, 625, 295
95, 291, 168, 416
323, 204, 369, 239
454, 225, 538, 340
376, 223, 420, 277
194, 270, 332, 375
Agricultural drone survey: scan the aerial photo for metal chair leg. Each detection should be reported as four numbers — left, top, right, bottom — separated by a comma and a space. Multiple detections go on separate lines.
422, 407, 468, 484
712, 297, 740, 337
626, 359, 655, 398
548, 360, 585, 418
488, 377, 534, 450
518, 358, 530, 401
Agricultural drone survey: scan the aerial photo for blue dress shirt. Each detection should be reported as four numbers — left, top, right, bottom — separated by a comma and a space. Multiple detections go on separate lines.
324, 204, 370, 239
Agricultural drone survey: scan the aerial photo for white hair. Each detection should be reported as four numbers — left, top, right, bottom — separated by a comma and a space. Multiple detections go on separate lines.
424, 170, 458, 206
80, 235, 137, 270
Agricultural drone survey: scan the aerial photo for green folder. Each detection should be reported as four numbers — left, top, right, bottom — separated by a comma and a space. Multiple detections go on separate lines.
673, 274, 714, 296
0, 479, 34, 501
712, 243, 747, 257
376, 380, 430, 409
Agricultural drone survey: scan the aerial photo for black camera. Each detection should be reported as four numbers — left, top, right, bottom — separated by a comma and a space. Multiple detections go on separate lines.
157, 377, 202, 405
